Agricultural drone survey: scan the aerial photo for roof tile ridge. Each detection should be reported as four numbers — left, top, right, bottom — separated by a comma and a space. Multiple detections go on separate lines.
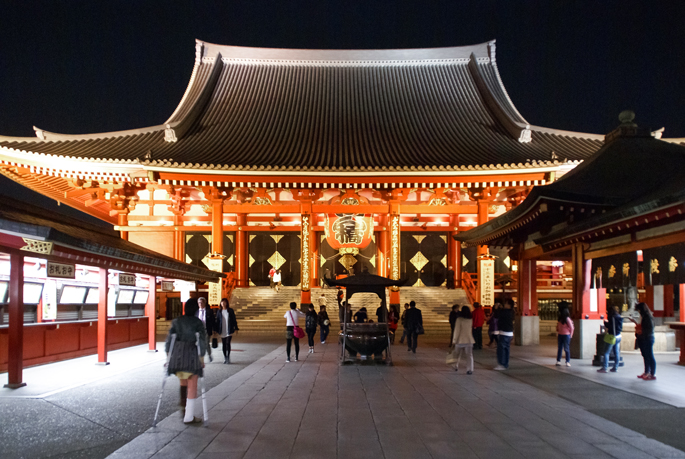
164, 50, 224, 143
29, 125, 165, 142
467, 52, 532, 144
486, 41, 529, 125
529, 125, 604, 141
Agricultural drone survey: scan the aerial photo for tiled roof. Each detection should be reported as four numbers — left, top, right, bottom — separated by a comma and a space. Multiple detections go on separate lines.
0, 40, 606, 173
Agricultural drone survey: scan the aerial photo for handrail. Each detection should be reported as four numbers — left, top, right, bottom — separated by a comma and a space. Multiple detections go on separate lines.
461, 271, 477, 304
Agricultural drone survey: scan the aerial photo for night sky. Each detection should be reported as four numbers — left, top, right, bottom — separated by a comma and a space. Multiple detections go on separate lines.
1, 1, 684, 224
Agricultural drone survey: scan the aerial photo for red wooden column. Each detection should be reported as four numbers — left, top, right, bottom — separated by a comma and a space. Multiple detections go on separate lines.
118, 213, 129, 242
517, 259, 538, 316
388, 204, 401, 308
211, 199, 224, 256
377, 214, 388, 278
570, 243, 601, 359
476, 199, 490, 258
235, 213, 247, 288
97, 268, 110, 365
5, 250, 26, 388
300, 203, 313, 306
448, 213, 460, 288
146, 275, 157, 351
312, 229, 320, 287
680, 284, 685, 322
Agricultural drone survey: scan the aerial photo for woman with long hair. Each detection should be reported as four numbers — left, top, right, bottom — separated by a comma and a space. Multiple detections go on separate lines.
216, 298, 239, 364
305, 304, 318, 353
633, 302, 656, 380
165, 298, 207, 424
284, 302, 306, 362
598, 305, 622, 373
318, 304, 330, 344
450, 305, 475, 374
556, 302, 574, 367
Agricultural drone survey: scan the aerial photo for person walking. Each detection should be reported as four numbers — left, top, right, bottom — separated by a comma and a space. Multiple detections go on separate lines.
450, 305, 475, 374
405, 301, 423, 354
494, 299, 515, 370
196, 297, 214, 362
318, 304, 330, 344
448, 305, 458, 347
216, 298, 239, 364
354, 307, 368, 323
284, 302, 305, 362
598, 305, 622, 373
472, 302, 485, 350
388, 308, 398, 344
165, 298, 207, 424
632, 302, 656, 380
399, 303, 410, 344
305, 304, 318, 353
268, 266, 276, 289
555, 303, 574, 367
273, 269, 282, 292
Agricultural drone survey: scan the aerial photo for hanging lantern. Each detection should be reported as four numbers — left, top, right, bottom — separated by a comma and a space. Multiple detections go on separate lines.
324, 193, 374, 274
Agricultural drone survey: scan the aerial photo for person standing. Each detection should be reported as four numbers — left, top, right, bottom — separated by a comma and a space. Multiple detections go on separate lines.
472, 302, 485, 350
555, 303, 574, 367
388, 308, 398, 344
318, 305, 330, 344
632, 302, 656, 380
165, 298, 207, 424
598, 305, 622, 373
446, 266, 455, 289
336, 288, 344, 308
405, 301, 423, 354
196, 297, 214, 362
321, 267, 331, 288
486, 303, 500, 348
305, 304, 318, 353
354, 307, 368, 323
284, 302, 305, 362
268, 266, 276, 289
273, 269, 282, 292
216, 298, 239, 364
399, 303, 410, 344
494, 299, 514, 370
376, 304, 387, 323
449, 305, 459, 347
450, 306, 475, 374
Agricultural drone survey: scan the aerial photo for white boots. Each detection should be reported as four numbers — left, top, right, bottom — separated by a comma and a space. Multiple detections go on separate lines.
308, 347, 315, 354
183, 398, 201, 424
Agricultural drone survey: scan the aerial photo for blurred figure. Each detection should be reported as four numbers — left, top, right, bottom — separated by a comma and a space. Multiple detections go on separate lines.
450, 305, 475, 374
472, 302, 485, 350
555, 302, 573, 367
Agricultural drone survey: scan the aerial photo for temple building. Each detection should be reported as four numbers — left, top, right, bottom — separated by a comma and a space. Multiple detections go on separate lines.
3, 39, 676, 336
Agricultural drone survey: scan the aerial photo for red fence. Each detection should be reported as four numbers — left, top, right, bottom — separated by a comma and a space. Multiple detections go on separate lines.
0, 317, 149, 372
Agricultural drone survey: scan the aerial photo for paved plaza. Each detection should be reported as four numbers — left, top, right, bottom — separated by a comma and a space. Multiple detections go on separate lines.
101, 336, 685, 459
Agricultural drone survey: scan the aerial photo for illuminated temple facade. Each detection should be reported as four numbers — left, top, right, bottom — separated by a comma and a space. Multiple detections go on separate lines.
0, 39, 618, 311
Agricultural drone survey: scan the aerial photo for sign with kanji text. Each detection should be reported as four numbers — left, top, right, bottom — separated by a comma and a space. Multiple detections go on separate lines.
479, 258, 495, 307
47, 262, 75, 279
207, 258, 223, 306
161, 281, 174, 292
118, 273, 136, 286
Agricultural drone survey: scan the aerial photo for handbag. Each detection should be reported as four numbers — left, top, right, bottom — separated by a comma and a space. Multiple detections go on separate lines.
416, 324, 425, 335
446, 350, 458, 365
603, 333, 616, 345
290, 311, 305, 339
323, 319, 330, 326
212, 337, 218, 348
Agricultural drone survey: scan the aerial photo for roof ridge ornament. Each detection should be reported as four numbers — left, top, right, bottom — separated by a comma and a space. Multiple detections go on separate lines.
604, 110, 653, 143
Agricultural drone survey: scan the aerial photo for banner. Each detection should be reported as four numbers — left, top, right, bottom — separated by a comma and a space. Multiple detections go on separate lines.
207, 258, 223, 306
42, 279, 57, 321
479, 258, 495, 307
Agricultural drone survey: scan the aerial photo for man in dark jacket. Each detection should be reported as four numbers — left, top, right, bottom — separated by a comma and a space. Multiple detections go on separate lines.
447, 266, 455, 289
494, 298, 515, 370
196, 297, 215, 361
405, 300, 423, 353
449, 305, 459, 346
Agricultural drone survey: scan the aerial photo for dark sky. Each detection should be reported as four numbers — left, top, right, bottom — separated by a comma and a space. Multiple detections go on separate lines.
1, 1, 684, 224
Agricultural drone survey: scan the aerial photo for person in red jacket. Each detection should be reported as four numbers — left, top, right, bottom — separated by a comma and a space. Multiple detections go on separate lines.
471, 302, 485, 350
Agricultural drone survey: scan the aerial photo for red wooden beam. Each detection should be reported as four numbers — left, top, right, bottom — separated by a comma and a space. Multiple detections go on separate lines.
97, 268, 109, 365
147, 275, 157, 352
5, 250, 26, 388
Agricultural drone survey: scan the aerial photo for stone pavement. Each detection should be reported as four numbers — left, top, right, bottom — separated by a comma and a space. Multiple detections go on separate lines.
107, 338, 685, 459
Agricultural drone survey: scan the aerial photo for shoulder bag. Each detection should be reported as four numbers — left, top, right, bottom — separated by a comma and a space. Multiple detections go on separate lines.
290, 311, 305, 339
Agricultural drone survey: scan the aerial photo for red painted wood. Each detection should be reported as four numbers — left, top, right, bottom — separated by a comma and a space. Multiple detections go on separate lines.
680, 284, 685, 322
7, 250, 25, 386
97, 268, 108, 363
147, 276, 156, 350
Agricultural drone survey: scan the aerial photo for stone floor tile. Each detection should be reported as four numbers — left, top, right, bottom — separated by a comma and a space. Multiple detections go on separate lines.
203, 429, 256, 453
150, 439, 206, 459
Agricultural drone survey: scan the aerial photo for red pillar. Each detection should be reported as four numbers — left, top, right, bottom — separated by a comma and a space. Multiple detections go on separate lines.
211, 199, 224, 256
118, 213, 129, 242
300, 204, 313, 306
5, 250, 26, 388
235, 213, 247, 288
680, 284, 685, 322
572, 244, 597, 320
517, 259, 538, 316
97, 268, 110, 365
448, 213, 460, 288
312, 230, 320, 287
388, 207, 401, 307
476, 200, 489, 257
147, 275, 157, 351
377, 214, 388, 278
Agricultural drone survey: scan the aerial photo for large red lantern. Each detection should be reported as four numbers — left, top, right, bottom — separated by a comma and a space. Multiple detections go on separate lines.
324, 194, 374, 272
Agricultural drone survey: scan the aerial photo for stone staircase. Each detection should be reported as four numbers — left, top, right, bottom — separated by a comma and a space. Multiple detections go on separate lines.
400, 287, 471, 335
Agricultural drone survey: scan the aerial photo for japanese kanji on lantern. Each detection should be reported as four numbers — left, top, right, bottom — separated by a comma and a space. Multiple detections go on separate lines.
324, 193, 374, 272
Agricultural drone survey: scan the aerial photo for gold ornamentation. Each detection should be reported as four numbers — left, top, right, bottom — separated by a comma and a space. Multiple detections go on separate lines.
186, 254, 193, 264
249, 254, 255, 267
669, 256, 678, 272
332, 214, 369, 245
201, 204, 212, 214
320, 254, 326, 267
339, 253, 357, 272
650, 259, 660, 274
369, 254, 376, 268
413, 235, 426, 244
227, 234, 234, 243
301, 215, 311, 291
410, 252, 429, 271
440, 255, 447, 267
341, 197, 360, 205
608, 265, 616, 278
440, 235, 447, 243
227, 255, 234, 266
254, 197, 272, 205
623, 263, 630, 277
596, 267, 603, 278
249, 235, 256, 243
462, 254, 469, 267
339, 247, 359, 256
20, 238, 53, 255
271, 235, 283, 243
268, 252, 286, 269
428, 198, 446, 206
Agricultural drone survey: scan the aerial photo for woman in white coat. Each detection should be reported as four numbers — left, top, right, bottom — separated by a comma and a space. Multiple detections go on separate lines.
451, 306, 475, 374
